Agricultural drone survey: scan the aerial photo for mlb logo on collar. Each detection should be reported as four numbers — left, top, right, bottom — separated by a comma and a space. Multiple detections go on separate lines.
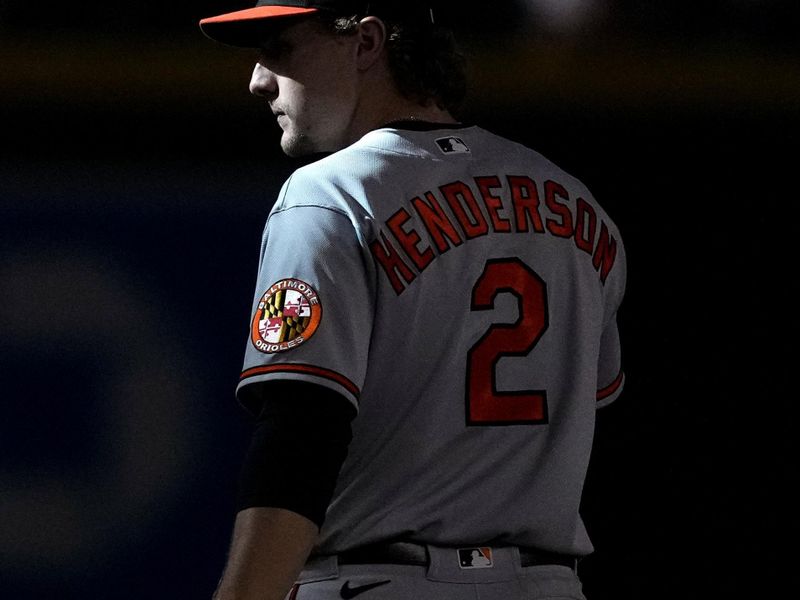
458, 547, 493, 569
436, 136, 471, 154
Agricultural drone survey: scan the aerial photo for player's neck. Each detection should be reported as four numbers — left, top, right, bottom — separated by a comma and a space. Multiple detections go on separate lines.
340, 61, 458, 143
336, 110, 455, 151
340, 70, 458, 148
381, 91, 457, 125
355, 101, 458, 141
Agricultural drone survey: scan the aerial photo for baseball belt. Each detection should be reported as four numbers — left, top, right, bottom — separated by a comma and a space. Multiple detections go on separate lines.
333, 541, 578, 570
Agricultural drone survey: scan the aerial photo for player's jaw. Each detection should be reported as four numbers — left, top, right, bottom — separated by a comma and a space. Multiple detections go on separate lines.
271, 100, 357, 157
270, 106, 318, 157
277, 120, 318, 157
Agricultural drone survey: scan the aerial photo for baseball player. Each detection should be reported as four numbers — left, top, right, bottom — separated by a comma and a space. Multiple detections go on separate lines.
199, 2, 626, 600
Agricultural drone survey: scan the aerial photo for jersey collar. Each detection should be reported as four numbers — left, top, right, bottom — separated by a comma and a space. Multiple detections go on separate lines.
379, 120, 472, 132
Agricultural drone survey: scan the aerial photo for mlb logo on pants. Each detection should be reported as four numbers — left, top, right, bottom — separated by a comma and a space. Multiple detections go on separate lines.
458, 547, 493, 569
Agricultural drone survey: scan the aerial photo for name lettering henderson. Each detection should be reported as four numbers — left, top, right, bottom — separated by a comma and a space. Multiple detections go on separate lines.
369, 174, 619, 296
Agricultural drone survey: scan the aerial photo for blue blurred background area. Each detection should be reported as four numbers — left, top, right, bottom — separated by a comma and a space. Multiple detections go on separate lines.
1, 1, 796, 598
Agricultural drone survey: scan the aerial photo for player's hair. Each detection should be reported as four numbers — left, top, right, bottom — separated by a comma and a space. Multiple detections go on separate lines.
316, 13, 468, 113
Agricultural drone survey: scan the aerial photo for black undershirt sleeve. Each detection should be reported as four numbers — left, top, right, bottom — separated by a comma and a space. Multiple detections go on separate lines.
236, 380, 356, 528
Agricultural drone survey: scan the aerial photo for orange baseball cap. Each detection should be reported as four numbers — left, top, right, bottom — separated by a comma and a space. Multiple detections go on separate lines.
200, 1, 433, 47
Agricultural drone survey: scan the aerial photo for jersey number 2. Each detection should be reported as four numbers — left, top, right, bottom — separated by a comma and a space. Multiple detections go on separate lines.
467, 258, 549, 426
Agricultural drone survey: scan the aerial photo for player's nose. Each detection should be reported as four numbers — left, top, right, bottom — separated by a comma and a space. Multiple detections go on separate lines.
249, 62, 277, 98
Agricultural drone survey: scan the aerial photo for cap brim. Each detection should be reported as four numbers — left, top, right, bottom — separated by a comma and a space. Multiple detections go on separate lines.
199, 6, 319, 47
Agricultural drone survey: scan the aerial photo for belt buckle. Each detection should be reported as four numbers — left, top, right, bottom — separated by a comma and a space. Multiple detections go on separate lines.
457, 547, 494, 569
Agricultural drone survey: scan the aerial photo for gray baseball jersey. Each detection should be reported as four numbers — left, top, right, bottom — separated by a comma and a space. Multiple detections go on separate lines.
239, 123, 625, 557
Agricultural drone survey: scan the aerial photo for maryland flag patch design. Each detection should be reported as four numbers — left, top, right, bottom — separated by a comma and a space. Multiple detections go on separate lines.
251, 279, 322, 354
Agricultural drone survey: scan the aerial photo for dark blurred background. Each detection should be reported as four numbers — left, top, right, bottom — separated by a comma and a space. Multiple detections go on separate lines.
1, 1, 797, 598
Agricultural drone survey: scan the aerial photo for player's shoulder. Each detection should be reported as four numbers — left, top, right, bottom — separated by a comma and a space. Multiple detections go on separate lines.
272, 127, 434, 213
271, 150, 362, 215
482, 129, 589, 192
500, 131, 620, 218
283, 132, 393, 186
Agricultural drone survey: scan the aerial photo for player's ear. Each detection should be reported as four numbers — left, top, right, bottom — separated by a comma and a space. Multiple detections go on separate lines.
354, 16, 387, 71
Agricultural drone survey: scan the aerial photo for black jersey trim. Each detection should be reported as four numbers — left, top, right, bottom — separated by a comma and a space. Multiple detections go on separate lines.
379, 120, 473, 132
240, 364, 361, 399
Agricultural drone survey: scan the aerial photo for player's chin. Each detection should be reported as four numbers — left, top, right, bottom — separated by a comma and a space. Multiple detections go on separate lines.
280, 132, 317, 158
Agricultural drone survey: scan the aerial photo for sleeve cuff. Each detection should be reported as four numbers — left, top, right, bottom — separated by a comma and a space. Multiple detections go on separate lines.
596, 370, 625, 408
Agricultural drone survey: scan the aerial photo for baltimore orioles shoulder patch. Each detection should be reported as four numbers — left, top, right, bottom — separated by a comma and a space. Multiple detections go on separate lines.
251, 278, 322, 354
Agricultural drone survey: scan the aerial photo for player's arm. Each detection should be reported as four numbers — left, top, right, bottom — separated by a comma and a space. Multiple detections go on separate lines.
213, 381, 356, 600
212, 506, 316, 600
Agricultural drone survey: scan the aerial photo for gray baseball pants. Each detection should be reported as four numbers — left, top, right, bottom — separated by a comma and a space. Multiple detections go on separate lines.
287, 545, 586, 600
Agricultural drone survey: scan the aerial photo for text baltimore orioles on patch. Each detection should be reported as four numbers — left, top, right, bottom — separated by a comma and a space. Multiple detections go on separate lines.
251, 278, 322, 353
